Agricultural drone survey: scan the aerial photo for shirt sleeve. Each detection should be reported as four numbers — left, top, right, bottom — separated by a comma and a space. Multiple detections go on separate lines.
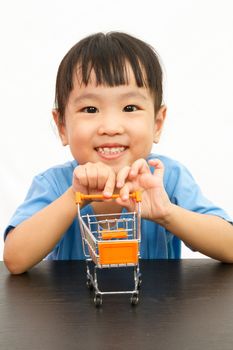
166, 162, 232, 223
4, 174, 59, 240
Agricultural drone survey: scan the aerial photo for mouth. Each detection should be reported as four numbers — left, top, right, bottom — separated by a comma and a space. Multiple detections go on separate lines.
95, 144, 128, 158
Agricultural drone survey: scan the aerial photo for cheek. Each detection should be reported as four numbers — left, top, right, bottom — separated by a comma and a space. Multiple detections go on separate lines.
131, 125, 154, 158
132, 119, 155, 141
68, 123, 89, 143
66, 124, 91, 157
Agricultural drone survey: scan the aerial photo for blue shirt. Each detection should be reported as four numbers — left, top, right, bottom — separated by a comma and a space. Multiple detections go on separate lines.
4, 154, 232, 259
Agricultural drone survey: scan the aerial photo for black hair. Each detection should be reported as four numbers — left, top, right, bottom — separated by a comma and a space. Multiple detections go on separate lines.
54, 32, 163, 123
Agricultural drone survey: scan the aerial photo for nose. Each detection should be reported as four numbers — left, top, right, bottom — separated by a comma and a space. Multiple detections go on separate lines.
97, 113, 124, 136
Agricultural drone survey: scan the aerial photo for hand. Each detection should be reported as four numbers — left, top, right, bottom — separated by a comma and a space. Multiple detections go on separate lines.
72, 162, 116, 198
116, 158, 172, 222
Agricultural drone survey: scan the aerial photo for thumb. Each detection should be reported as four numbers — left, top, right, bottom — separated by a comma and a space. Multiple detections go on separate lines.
148, 158, 165, 179
116, 196, 135, 212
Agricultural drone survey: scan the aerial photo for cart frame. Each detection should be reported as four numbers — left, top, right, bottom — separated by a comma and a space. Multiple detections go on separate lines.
76, 191, 142, 306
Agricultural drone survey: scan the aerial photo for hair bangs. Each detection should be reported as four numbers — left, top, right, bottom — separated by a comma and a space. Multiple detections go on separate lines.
76, 39, 147, 89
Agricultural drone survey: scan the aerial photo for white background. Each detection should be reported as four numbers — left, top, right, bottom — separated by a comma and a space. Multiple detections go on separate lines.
0, 0, 232, 260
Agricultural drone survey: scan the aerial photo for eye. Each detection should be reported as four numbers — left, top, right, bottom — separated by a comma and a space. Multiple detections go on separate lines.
123, 105, 138, 112
81, 106, 99, 113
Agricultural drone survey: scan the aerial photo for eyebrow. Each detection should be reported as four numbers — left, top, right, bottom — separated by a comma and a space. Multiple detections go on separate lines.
73, 93, 101, 105
73, 91, 148, 105
119, 91, 148, 101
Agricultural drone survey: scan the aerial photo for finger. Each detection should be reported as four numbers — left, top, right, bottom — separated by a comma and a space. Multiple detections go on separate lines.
95, 164, 113, 191
116, 196, 135, 212
128, 158, 150, 179
148, 158, 165, 179
84, 164, 98, 189
72, 166, 89, 193
116, 166, 131, 188
72, 175, 83, 193
119, 181, 134, 201
73, 166, 89, 188
103, 170, 116, 198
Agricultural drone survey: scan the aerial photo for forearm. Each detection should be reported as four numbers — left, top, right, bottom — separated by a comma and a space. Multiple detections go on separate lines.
159, 204, 233, 262
4, 187, 77, 274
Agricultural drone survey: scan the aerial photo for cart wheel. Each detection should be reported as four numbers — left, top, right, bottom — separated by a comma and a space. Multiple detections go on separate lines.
130, 293, 139, 306
94, 293, 102, 307
86, 277, 94, 290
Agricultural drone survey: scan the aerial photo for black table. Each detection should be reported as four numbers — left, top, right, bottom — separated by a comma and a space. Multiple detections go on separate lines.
1, 259, 233, 350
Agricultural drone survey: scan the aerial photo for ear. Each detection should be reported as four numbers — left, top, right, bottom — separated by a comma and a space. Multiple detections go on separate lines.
52, 109, 68, 146
153, 105, 167, 143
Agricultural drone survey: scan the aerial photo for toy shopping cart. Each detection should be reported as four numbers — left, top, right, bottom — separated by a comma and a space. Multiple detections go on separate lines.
75, 191, 142, 306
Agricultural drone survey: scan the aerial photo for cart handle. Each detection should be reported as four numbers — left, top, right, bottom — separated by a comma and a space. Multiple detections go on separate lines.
75, 191, 142, 204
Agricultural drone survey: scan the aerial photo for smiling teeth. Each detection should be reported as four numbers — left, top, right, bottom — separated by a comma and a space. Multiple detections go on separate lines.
97, 147, 126, 155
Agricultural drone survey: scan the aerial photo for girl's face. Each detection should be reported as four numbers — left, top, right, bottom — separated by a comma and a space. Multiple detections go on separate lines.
53, 66, 166, 174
